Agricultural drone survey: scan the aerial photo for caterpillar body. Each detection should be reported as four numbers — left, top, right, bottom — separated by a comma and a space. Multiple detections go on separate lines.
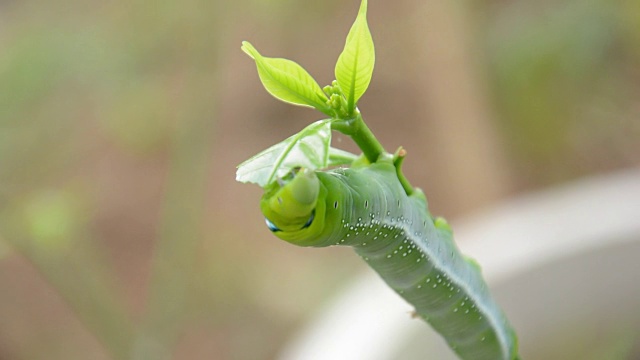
261, 157, 519, 360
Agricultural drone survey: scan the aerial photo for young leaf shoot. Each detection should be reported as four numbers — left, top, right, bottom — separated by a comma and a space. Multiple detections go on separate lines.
241, 42, 332, 115
334, 0, 375, 115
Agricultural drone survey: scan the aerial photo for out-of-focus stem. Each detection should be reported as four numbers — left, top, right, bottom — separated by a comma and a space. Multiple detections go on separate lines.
134, 98, 216, 360
0, 229, 135, 359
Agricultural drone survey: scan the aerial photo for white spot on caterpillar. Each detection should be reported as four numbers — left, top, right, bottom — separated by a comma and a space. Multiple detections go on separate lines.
453, 308, 458, 313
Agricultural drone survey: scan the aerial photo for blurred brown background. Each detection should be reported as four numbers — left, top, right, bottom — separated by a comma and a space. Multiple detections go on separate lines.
0, 0, 638, 359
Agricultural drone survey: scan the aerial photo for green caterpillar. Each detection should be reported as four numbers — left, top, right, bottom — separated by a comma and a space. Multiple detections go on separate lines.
261, 157, 519, 360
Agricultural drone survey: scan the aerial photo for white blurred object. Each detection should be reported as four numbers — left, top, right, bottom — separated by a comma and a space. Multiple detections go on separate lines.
278, 168, 640, 360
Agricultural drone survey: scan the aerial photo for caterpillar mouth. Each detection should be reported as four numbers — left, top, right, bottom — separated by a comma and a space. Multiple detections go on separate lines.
264, 209, 315, 233
301, 209, 315, 229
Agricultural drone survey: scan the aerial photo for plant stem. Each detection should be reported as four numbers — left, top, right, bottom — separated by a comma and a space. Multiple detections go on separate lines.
332, 112, 416, 195
393, 147, 415, 196
332, 112, 385, 164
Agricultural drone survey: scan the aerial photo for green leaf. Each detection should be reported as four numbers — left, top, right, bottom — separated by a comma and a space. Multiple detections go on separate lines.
328, 147, 358, 166
335, 0, 375, 113
236, 120, 333, 187
241, 41, 331, 114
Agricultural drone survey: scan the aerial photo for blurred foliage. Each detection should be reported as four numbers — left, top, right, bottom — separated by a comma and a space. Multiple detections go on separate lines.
0, 0, 638, 359
487, 0, 640, 185
22, 189, 84, 252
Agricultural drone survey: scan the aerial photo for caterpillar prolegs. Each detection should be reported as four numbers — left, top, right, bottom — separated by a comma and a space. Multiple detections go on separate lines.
261, 158, 519, 360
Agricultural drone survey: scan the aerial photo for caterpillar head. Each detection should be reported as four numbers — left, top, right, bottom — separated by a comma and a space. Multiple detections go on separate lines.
260, 168, 320, 233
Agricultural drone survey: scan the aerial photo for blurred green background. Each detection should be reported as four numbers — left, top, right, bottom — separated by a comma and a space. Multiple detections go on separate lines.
0, 0, 638, 359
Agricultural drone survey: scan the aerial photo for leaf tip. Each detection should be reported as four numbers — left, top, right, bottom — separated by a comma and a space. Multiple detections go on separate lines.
359, 0, 368, 16
241, 41, 259, 59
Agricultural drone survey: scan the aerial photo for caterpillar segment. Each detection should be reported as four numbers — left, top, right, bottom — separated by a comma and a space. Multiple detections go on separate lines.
261, 158, 519, 360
